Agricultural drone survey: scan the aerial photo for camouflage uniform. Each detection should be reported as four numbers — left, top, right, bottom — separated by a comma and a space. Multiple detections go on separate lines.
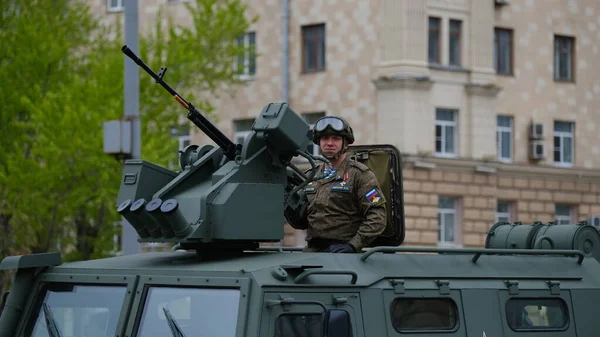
288, 155, 387, 252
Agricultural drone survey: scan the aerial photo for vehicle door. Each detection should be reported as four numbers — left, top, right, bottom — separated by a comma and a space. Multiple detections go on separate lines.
124, 275, 251, 337
570, 288, 600, 335
461, 288, 505, 336
262, 291, 363, 337
347, 144, 406, 248
383, 279, 466, 337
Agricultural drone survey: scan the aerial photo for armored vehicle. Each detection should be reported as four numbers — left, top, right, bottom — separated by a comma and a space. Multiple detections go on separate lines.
2, 46, 600, 337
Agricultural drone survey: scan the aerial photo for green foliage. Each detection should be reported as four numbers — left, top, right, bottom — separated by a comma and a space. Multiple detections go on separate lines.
0, 1, 125, 266
138, 0, 258, 167
0, 0, 257, 287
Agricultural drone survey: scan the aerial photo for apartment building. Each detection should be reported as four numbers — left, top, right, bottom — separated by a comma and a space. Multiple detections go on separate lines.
96, 0, 600, 249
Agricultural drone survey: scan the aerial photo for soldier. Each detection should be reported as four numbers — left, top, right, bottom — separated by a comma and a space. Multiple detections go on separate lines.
285, 116, 387, 253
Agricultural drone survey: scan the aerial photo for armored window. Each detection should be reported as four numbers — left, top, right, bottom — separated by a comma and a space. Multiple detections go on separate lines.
553, 121, 574, 166
555, 204, 573, 225
428, 17, 441, 64
233, 118, 255, 144
274, 313, 322, 337
494, 28, 513, 75
496, 200, 513, 223
506, 298, 569, 331
496, 115, 513, 162
235, 31, 256, 78
449, 20, 462, 66
438, 196, 456, 244
302, 24, 326, 72
136, 286, 240, 337
554, 35, 575, 82
391, 298, 458, 332
435, 108, 457, 157
27, 284, 127, 337
107, 0, 124, 12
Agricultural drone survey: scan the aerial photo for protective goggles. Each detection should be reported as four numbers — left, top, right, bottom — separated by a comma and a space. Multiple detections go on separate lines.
314, 117, 344, 132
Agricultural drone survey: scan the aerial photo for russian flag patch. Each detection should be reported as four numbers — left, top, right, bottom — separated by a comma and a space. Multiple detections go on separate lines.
366, 188, 383, 204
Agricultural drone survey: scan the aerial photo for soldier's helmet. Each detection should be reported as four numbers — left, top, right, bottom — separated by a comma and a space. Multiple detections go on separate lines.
312, 116, 355, 145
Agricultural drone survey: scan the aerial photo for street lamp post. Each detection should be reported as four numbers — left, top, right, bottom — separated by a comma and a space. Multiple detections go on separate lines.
103, 0, 141, 255
122, 0, 141, 255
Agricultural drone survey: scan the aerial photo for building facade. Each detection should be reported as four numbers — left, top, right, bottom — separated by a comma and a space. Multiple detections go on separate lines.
95, 0, 600, 249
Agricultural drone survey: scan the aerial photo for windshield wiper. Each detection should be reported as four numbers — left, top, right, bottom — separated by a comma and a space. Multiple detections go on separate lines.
42, 303, 63, 337
162, 307, 187, 337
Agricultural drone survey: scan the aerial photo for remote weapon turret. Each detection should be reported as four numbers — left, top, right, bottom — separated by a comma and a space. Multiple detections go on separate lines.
116, 46, 327, 253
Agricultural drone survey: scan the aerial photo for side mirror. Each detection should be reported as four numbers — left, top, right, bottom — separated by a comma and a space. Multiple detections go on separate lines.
0, 291, 9, 317
323, 309, 353, 337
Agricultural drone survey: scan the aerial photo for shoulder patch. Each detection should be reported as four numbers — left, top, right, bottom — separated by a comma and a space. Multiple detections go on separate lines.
365, 187, 385, 205
349, 160, 369, 172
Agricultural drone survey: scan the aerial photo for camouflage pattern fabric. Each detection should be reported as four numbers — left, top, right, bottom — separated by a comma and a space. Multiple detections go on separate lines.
287, 156, 387, 252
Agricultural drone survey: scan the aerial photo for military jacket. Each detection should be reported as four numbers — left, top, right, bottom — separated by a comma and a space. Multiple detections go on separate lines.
294, 155, 387, 251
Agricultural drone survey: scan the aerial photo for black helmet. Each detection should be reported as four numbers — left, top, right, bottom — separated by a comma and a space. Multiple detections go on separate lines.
312, 116, 355, 145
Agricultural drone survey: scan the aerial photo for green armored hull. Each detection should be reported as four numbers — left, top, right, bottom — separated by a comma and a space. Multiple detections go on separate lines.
1, 245, 600, 336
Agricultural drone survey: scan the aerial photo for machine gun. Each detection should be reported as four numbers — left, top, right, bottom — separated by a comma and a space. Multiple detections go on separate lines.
117, 45, 328, 253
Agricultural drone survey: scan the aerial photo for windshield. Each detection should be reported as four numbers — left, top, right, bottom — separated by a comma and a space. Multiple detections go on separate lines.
28, 284, 127, 337
136, 287, 240, 337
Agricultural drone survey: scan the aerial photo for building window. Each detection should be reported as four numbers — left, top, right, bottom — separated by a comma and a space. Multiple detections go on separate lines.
435, 108, 457, 157
496, 115, 513, 162
553, 121, 574, 166
111, 221, 122, 255
233, 118, 255, 144
178, 135, 190, 152
496, 200, 513, 223
302, 112, 326, 155
235, 32, 256, 78
107, 0, 124, 11
555, 204, 572, 225
438, 196, 456, 244
554, 35, 575, 81
448, 20, 462, 66
169, 125, 191, 169
494, 28, 513, 75
428, 17, 441, 64
302, 24, 326, 72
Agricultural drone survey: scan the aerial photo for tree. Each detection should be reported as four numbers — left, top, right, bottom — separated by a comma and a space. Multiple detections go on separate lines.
137, 0, 257, 167
0, 0, 257, 294
0, 0, 123, 293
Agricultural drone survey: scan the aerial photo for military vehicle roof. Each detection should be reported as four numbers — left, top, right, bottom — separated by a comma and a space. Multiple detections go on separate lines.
46, 249, 600, 288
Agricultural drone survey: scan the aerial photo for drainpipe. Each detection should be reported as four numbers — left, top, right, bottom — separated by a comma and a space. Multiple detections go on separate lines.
282, 0, 289, 103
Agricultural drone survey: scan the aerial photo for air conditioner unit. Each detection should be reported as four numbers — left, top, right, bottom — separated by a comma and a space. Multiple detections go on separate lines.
529, 122, 544, 139
589, 215, 600, 230
529, 140, 545, 160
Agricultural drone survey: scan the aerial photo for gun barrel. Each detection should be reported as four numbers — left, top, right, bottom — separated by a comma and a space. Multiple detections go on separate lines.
121, 45, 238, 161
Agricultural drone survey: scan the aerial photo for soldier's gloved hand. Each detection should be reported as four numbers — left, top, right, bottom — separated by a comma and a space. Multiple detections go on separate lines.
327, 243, 356, 253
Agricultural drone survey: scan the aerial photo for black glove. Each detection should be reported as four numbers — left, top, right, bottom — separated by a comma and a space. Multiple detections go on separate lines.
327, 243, 356, 253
